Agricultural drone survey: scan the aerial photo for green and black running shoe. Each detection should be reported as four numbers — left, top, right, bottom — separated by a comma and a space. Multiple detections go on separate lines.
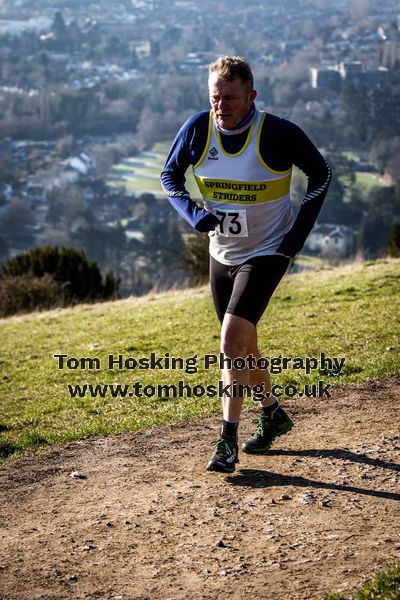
206, 437, 239, 473
242, 407, 294, 454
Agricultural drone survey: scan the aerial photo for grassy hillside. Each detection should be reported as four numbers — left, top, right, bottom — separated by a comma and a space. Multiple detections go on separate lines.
0, 259, 399, 458
108, 141, 202, 201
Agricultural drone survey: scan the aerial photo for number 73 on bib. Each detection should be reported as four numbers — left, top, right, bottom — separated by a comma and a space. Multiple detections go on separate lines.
215, 209, 249, 237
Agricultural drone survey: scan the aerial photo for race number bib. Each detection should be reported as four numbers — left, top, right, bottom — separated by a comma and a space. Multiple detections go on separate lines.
215, 209, 248, 237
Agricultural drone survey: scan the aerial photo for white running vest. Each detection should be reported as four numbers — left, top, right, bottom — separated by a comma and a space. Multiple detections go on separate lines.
193, 110, 294, 265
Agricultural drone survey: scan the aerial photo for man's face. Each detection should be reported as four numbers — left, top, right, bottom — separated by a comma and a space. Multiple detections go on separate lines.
209, 73, 257, 130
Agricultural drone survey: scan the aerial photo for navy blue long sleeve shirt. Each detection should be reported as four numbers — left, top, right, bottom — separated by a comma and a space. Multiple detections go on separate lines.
160, 110, 332, 257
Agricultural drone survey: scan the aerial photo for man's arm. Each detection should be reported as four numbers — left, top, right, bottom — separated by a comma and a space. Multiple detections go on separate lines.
276, 123, 332, 257
160, 113, 220, 233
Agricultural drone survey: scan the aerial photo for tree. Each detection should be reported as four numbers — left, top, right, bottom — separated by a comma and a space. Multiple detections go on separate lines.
52, 12, 68, 39
318, 177, 346, 223
0, 197, 34, 247
0, 235, 8, 264
358, 186, 398, 257
388, 223, 400, 258
183, 233, 209, 285
340, 81, 370, 146
2, 246, 119, 302
0, 273, 61, 318
46, 197, 64, 227
358, 213, 390, 258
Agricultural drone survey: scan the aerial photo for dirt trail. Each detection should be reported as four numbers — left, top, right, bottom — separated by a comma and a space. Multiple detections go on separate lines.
1, 376, 399, 600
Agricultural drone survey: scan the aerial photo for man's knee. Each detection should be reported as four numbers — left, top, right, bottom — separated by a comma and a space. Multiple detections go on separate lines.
221, 334, 246, 359
220, 314, 256, 358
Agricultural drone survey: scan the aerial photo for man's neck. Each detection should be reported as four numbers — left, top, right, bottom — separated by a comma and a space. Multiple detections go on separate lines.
214, 103, 257, 136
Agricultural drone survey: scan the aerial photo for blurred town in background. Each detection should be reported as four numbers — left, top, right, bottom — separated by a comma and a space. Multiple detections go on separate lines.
0, 0, 399, 295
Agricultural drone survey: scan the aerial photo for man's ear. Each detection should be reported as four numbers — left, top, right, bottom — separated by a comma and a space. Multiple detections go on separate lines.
250, 90, 257, 101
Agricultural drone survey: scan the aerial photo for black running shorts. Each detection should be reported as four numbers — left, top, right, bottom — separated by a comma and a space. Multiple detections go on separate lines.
209, 254, 290, 326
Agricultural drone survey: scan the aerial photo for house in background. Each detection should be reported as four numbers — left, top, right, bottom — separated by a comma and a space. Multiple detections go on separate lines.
305, 224, 355, 257
60, 152, 95, 183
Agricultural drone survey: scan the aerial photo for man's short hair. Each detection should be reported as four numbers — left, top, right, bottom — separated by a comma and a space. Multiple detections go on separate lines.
208, 56, 254, 91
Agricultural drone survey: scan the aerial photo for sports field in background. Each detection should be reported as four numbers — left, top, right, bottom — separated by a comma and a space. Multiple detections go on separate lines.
108, 141, 202, 201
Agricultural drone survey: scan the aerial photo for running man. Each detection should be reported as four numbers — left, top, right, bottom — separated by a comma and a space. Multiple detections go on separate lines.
161, 56, 332, 473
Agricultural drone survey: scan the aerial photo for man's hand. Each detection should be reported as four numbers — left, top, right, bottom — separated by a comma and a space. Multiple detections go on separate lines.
195, 211, 221, 233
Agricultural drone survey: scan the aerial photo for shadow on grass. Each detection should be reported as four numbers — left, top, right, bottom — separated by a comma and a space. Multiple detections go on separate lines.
0, 440, 19, 459
0, 432, 49, 459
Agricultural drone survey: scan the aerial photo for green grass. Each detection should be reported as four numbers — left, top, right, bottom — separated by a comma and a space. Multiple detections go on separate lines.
294, 253, 325, 269
336, 170, 389, 202
323, 562, 399, 600
0, 259, 399, 458
354, 171, 390, 193
108, 141, 204, 201
341, 151, 359, 162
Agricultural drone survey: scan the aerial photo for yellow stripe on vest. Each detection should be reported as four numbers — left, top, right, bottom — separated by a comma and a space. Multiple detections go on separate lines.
194, 173, 291, 204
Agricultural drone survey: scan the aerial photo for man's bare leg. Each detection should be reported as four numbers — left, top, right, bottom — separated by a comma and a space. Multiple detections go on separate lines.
247, 328, 276, 407
206, 314, 254, 472
207, 314, 293, 471
242, 328, 294, 454
220, 313, 254, 422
